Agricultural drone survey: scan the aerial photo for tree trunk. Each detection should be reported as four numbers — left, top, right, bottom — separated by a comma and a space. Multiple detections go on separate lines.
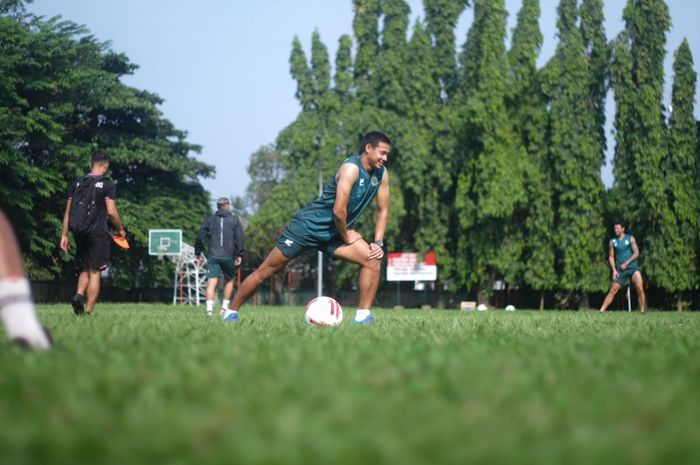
581, 292, 590, 310
436, 282, 445, 309
539, 291, 545, 311
477, 287, 489, 306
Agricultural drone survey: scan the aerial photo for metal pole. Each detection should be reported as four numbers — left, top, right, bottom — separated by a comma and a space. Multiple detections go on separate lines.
627, 286, 631, 312
317, 169, 323, 297
195, 265, 200, 306
172, 263, 178, 305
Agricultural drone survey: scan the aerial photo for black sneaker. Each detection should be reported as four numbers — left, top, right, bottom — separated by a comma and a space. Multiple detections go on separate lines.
71, 293, 85, 315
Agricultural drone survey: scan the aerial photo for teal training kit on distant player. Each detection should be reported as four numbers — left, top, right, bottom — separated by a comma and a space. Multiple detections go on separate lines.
612, 233, 640, 285
277, 153, 385, 259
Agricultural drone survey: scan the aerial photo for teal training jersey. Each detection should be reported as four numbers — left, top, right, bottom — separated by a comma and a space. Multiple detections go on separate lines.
292, 154, 385, 241
612, 234, 638, 269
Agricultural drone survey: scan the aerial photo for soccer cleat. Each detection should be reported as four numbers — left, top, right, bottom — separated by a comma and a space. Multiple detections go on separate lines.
206, 311, 213, 317
71, 293, 85, 315
352, 314, 374, 325
221, 310, 239, 322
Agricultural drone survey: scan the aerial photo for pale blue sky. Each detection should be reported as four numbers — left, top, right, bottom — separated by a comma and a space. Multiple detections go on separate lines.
27, 1, 700, 202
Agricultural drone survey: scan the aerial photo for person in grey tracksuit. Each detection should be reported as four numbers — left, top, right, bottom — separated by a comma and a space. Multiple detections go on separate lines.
195, 197, 244, 316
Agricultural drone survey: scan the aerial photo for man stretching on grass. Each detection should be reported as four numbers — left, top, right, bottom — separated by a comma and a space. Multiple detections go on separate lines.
223, 131, 391, 324
599, 221, 647, 313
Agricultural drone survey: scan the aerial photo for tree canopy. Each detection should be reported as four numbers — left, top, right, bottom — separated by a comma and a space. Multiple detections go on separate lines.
0, 3, 213, 285
241, 0, 699, 307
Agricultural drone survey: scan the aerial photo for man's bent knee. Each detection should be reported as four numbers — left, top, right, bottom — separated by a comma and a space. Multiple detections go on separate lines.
364, 258, 381, 273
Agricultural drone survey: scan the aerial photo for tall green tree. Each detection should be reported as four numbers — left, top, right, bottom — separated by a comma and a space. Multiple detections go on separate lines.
392, 20, 459, 286
454, 0, 529, 296
290, 36, 314, 111
506, 0, 555, 308
310, 30, 331, 105
665, 39, 698, 307
505, 0, 541, 101
404, 5, 466, 289
423, 0, 469, 99
375, 0, 411, 114
580, 0, 609, 156
334, 34, 353, 99
609, 33, 635, 219
611, 0, 672, 292
548, 0, 607, 305
352, 0, 381, 105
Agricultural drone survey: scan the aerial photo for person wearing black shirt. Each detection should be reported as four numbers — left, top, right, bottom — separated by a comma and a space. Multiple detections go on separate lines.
60, 151, 125, 315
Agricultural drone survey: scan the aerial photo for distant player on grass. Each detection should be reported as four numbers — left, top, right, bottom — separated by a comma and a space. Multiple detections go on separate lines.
0, 209, 52, 349
60, 150, 126, 315
194, 197, 245, 317
599, 221, 647, 313
223, 131, 391, 324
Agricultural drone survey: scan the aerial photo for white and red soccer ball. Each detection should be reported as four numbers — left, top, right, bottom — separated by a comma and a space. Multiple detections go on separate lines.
304, 296, 343, 326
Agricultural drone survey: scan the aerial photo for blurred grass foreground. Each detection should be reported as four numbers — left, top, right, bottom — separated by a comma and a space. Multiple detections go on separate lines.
1, 304, 699, 465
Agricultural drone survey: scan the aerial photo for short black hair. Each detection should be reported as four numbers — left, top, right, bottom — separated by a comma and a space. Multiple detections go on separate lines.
91, 150, 110, 164
613, 220, 626, 229
216, 197, 230, 209
359, 131, 391, 154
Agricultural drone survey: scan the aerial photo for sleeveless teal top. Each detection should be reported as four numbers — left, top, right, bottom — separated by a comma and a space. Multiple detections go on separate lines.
612, 234, 638, 269
293, 154, 385, 241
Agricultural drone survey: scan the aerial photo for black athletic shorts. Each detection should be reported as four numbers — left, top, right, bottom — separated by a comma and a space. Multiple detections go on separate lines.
75, 230, 111, 270
207, 256, 237, 280
276, 218, 345, 259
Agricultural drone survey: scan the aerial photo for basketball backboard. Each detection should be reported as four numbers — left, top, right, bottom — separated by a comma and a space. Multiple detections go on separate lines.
148, 229, 182, 256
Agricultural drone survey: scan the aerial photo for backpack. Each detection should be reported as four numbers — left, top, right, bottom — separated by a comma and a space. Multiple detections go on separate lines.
68, 175, 104, 235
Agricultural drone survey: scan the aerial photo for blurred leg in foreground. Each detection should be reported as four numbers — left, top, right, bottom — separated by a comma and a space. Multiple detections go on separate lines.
0, 210, 52, 349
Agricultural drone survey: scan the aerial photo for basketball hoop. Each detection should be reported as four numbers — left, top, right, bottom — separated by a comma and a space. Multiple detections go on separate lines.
147, 230, 205, 305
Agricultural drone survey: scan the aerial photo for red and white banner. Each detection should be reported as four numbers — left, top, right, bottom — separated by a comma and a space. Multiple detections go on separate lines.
386, 252, 437, 282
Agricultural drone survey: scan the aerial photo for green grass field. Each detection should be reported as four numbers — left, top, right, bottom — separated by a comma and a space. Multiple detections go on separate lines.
1, 304, 699, 465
